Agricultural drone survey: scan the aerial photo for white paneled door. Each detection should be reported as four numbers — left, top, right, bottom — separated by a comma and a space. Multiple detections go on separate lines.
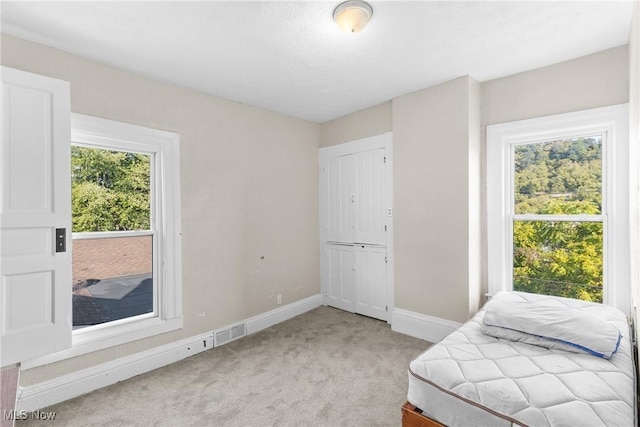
321, 243, 388, 321
319, 133, 392, 322
353, 149, 386, 245
322, 243, 355, 313
323, 154, 353, 244
321, 148, 386, 245
354, 245, 387, 321
1, 67, 72, 366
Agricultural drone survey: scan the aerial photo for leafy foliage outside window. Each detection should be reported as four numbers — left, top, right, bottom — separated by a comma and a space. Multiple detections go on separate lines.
513, 137, 603, 302
71, 146, 151, 232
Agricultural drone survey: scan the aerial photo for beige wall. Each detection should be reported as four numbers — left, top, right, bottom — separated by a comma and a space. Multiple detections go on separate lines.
319, 102, 392, 147
392, 76, 481, 323
482, 45, 629, 126
1, 34, 321, 384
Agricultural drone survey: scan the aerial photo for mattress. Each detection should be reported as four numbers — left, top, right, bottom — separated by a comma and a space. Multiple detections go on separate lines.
408, 292, 636, 427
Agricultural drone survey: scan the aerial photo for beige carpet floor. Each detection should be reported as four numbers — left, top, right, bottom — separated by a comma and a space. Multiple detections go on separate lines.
17, 306, 430, 427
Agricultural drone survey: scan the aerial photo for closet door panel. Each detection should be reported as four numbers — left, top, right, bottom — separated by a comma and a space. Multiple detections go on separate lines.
354, 245, 387, 321
323, 155, 354, 243
321, 243, 355, 313
353, 149, 386, 245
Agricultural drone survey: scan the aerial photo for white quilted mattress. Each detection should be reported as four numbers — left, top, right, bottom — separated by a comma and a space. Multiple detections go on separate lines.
408, 292, 636, 427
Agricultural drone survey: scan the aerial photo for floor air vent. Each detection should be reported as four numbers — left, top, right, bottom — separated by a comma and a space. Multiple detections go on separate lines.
214, 323, 246, 347
230, 324, 245, 340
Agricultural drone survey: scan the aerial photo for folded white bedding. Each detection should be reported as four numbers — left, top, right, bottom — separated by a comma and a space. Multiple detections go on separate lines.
482, 294, 622, 359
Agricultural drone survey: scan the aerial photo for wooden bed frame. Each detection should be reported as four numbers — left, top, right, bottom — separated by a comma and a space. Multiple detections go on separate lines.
401, 402, 445, 427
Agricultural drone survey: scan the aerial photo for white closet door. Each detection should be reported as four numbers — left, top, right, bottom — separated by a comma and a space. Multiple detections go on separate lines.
321, 243, 355, 312
354, 245, 387, 321
1, 67, 72, 366
353, 149, 386, 245
322, 154, 354, 243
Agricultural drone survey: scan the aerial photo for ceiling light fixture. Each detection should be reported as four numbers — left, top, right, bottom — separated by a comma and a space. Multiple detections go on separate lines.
333, 0, 373, 33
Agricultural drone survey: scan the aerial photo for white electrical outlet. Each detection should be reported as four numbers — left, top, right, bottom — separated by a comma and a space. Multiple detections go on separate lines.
277, 294, 282, 305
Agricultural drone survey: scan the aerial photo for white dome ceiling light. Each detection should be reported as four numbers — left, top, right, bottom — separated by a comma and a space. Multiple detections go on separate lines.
333, 0, 373, 33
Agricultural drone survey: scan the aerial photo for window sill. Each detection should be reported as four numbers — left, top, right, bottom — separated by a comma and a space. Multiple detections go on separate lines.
20, 316, 183, 370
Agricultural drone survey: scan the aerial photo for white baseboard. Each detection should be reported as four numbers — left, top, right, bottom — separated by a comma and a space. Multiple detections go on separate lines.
17, 332, 214, 412
17, 294, 323, 412
246, 294, 323, 335
391, 308, 461, 343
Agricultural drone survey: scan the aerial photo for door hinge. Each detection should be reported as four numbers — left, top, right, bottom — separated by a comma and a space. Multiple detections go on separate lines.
383, 156, 386, 164
385, 306, 388, 312
384, 225, 387, 232
385, 256, 388, 264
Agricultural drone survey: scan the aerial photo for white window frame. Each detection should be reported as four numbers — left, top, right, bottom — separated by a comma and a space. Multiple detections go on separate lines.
487, 104, 630, 314
22, 114, 182, 368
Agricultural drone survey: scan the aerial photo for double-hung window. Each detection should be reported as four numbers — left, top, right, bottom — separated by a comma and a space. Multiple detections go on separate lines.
487, 105, 630, 312
22, 114, 182, 367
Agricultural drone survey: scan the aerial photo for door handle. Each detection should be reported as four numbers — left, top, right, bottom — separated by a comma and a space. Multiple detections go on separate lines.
55, 228, 66, 253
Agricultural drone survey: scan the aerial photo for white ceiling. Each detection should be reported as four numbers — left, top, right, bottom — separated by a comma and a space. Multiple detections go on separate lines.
1, 1, 634, 123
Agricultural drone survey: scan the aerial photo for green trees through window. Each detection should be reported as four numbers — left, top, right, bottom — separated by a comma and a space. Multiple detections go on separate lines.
71, 146, 151, 232
513, 136, 604, 302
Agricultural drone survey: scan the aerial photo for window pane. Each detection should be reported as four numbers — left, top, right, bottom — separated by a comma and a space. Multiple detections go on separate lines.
71, 146, 151, 232
72, 236, 153, 329
513, 220, 603, 303
514, 136, 602, 215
